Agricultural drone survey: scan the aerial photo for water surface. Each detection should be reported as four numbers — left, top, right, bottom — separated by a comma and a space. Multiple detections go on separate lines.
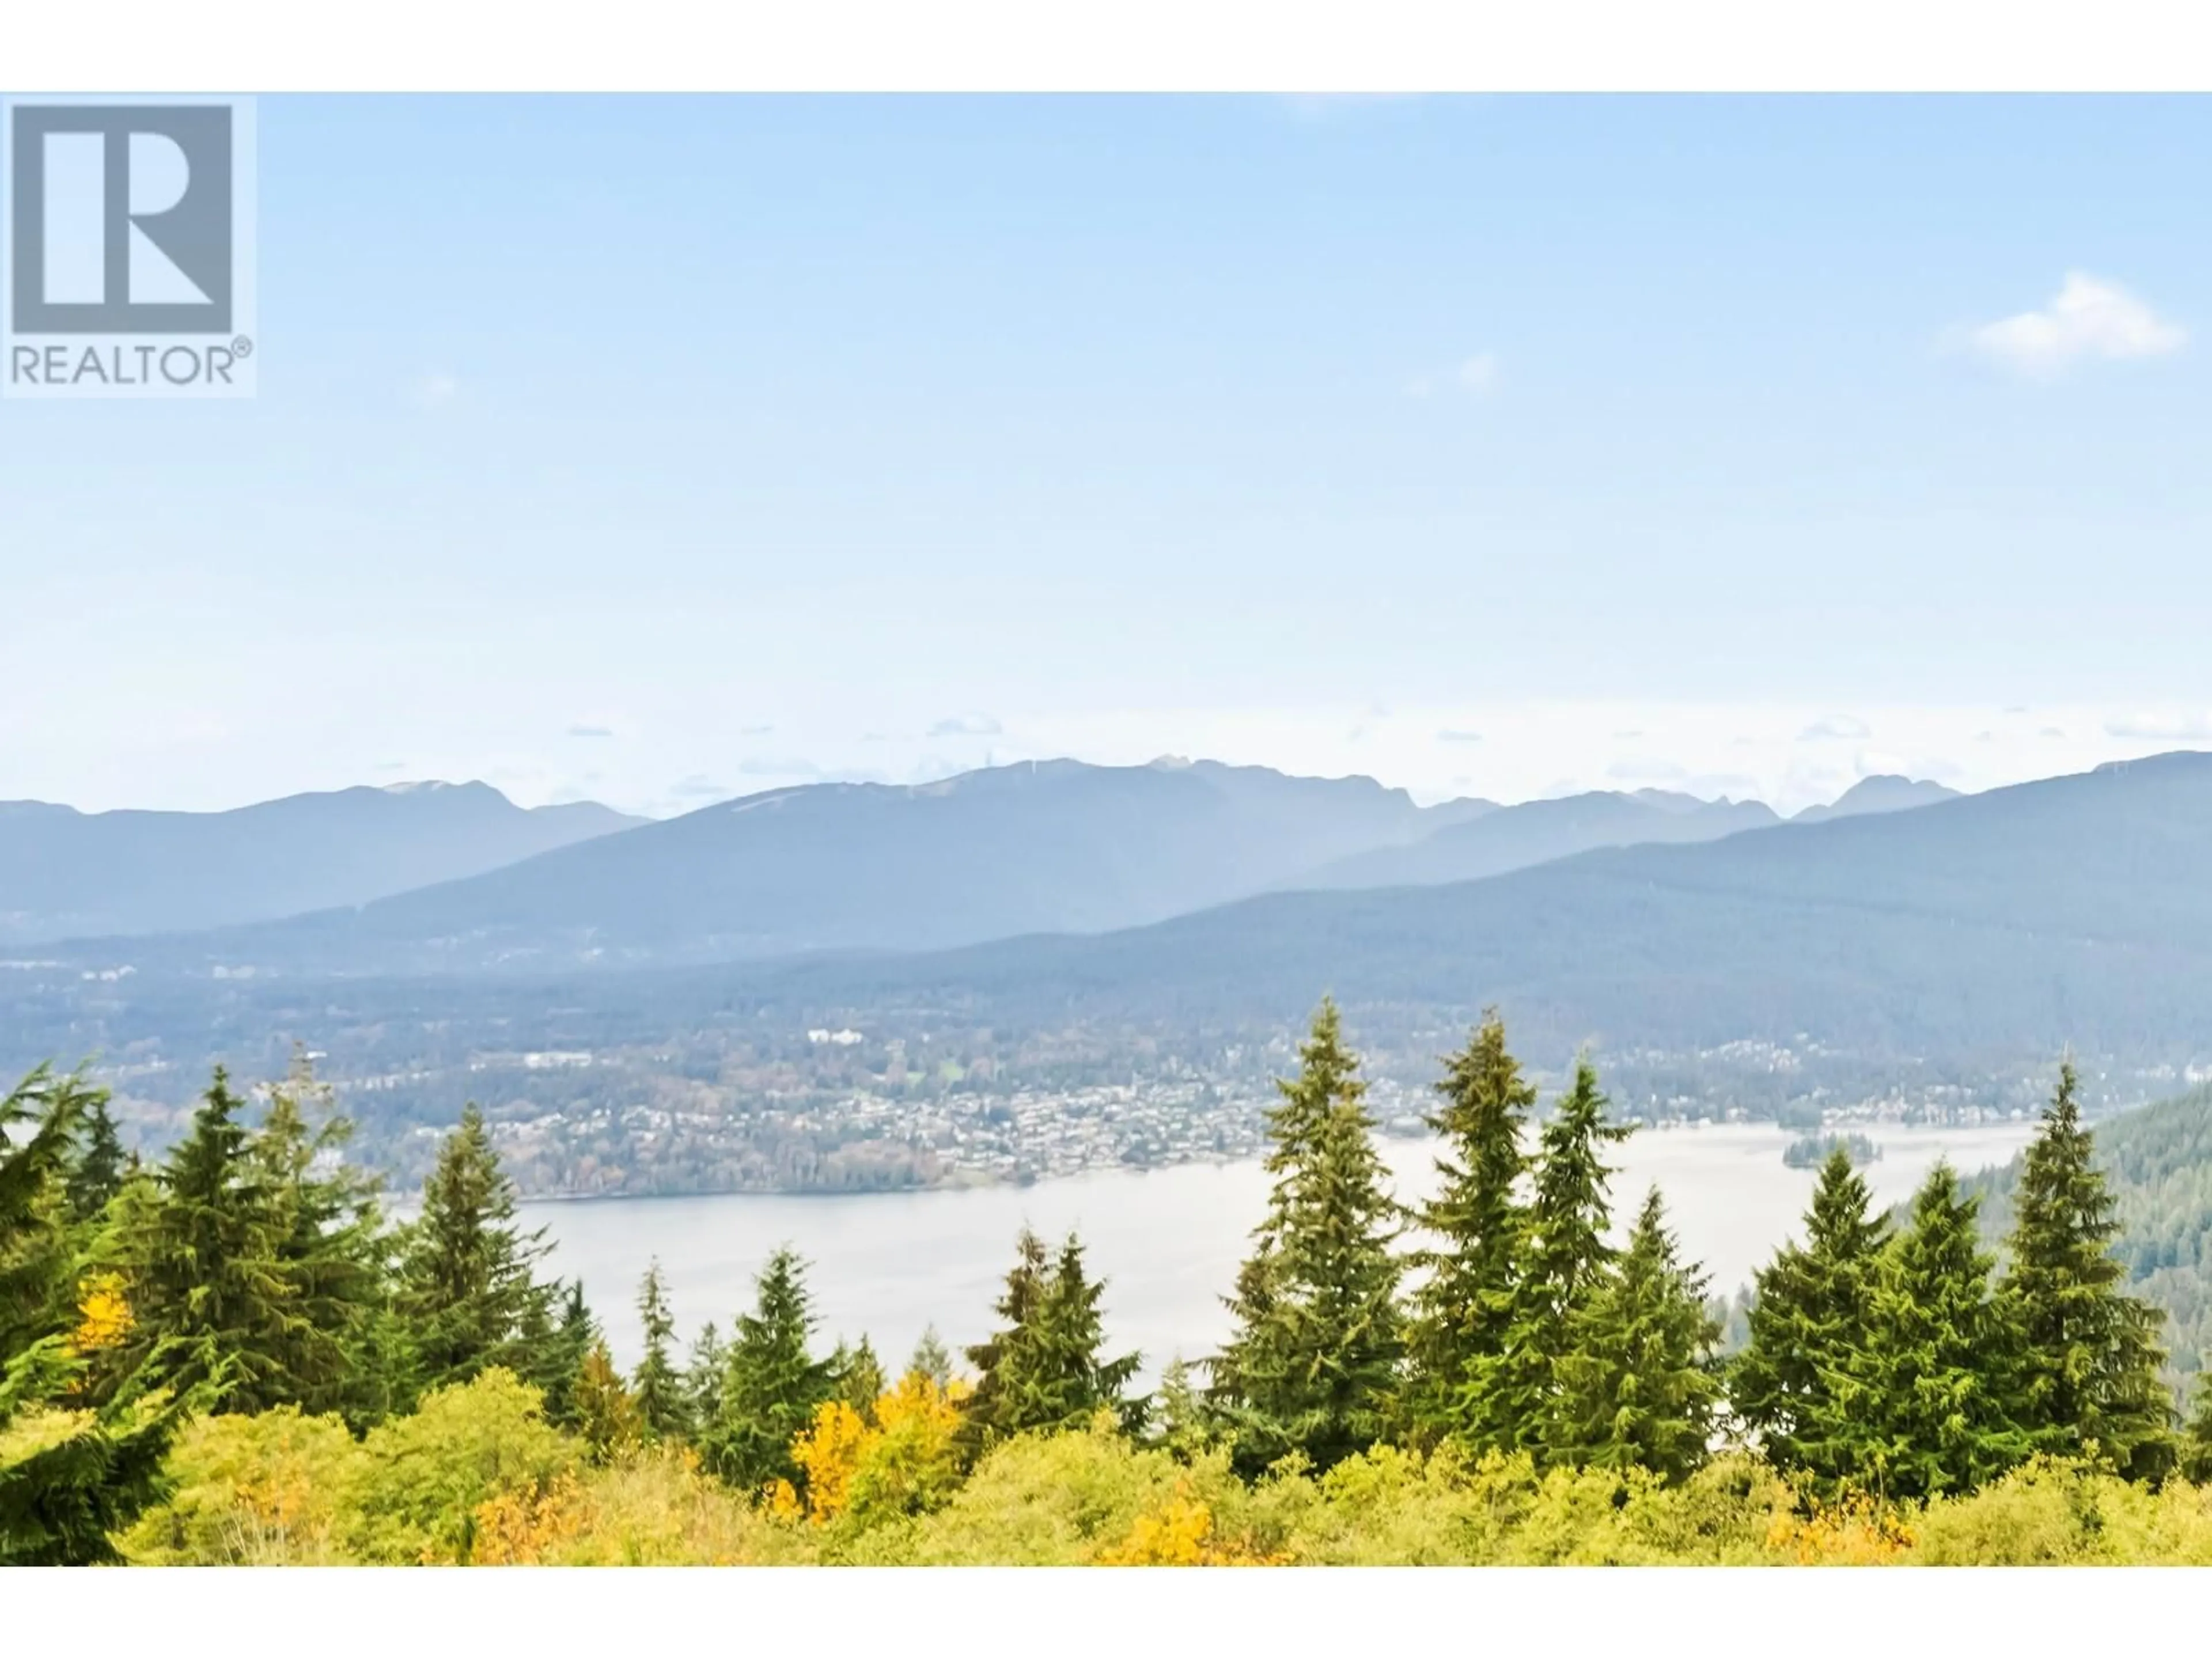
528, 1120, 2041, 1384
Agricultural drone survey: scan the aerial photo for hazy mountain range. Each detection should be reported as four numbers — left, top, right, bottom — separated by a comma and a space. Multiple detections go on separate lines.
0, 781, 642, 946
609, 749, 2206, 1062
9, 760, 1963, 975
13, 751, 2212, 1139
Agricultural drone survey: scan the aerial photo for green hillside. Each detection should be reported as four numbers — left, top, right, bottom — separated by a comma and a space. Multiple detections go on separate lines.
1957, 1081, 2212, 1379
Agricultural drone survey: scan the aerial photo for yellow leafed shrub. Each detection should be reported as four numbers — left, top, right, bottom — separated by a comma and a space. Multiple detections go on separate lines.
70, 1272, 134, 1356
471, 1472, 588, 1565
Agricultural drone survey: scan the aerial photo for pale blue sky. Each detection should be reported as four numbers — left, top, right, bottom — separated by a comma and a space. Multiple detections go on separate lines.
6, 94, 2210, 815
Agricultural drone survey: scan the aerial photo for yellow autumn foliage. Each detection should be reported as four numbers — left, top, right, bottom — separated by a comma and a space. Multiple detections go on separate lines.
1094, 1480, 1286, 1566
790, 1400, 870, 1521
110, 1374, 2212, 1567
1764, 1493, 1918, 1565
783, 1370, 971, 1529
71, 1271, 134, 1355
470, 1472, 588, 1565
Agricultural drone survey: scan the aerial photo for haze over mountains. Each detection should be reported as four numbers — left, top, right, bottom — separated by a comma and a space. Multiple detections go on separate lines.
12, 749, 2212, 1160
46, 759, 1493, 972
658, 749, 2212, 1060
0, 782, 643, 946
10, 756, 1974, 978
1289, 789, 1782, 891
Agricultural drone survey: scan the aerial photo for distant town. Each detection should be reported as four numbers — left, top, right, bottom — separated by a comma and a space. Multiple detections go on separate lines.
145, 1025, 2205, 1201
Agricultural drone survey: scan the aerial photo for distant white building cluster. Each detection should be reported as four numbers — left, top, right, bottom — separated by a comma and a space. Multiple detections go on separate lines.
808, 1028, 864, 1046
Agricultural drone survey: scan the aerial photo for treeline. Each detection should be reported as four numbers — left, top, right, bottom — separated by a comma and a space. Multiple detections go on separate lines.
6, 1006, 2212, 1566
1953, 1078, 2212, 1384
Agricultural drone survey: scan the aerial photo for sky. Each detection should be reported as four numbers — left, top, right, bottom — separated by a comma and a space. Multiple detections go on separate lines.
6, 93, 2212, 818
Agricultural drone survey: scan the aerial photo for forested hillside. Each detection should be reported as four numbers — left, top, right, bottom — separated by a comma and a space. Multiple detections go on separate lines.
8, 1005, 2212, 1566
1954, 1080, 2212, 1381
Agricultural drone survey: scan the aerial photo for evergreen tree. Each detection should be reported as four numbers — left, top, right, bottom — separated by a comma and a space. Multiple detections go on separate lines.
957, 1227, 1054, 1459
1401, 1009, 1535, 1449
2182, 1370, 2212, 1486
700, 1246, 836, 1493
685, 1319, 727, 1430
909, 1323, 953, 1390
2000, 1059, 2176, 1480
1548, 1187, 1722, 1481
248, 1058, 397, 1426
1730, 1145, 1891, 1487
0, 1066, 181, 1564
396, 1103, 559, 1397
1839, 1162, 2030, 1502
525, 1278, 598, 1429
65, 1089, 127, 1226
1493, 1056, 1632, 1454
573, 1336, 643, 1462
632, 1259, 688, 1440
835, 1334, 888, 1421
1207, 999, 1404, 1476
112, 1069, 296, 1411
1149, 1355, 1213, 1460
961, 1228, 1141, 1452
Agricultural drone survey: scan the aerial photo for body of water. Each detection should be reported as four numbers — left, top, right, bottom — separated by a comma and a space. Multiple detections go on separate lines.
527, 1120, 2040, 1385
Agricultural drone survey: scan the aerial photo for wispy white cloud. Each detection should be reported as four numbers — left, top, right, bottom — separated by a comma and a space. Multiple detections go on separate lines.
1965, 273, 2186, 380
2104, 710, 2212, 741
411, 371, 461, 408
1457, 351, 1499, 393
1854, 748, 1961, 782
1799, 714, 1871, 741
929, 714, 1002, 737
1408, 350, 1499, 400
1435, 728, 1484, 744
566, 724, 614, 739
737, 756, 823, 778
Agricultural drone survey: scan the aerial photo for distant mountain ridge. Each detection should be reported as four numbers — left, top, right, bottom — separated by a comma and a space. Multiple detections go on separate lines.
0, 781, 645, 945
9, 756, 1978, 975
64, 757, 1497, 973
1285, 790, 1781, 892
590, 749, 2212, 1064
1793, 774, 1961, 824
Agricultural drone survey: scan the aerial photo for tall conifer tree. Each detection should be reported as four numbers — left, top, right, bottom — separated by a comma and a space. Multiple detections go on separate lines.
700, 1246, 835, 1492
0, 1067, 181, 1565
1839, 1162, 2029, 1501
114, 1069, 296, 1411
2000, 1059, 2176, 1480
524, 1278, 599, 1428
248, 1059, 396, 1426
632, 1259, 688, 1440
961, 1228, 1050, 1433
684, 1320, 728, 1430
1730, 1145, 1891, 1486
1402, 1009, 1536, 1449
66, 1090, 127, 1226
1548, 1187, 1722, 1480
1208, 999, 1403, 1476
1039, 1233, 1142, 1433
397, 1102, 559, 1398
960, 1227, 1135, 1456
1493, 1057, 1631, 1453
909, 1323, 953, 1391
835, 1334, 889, 1421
